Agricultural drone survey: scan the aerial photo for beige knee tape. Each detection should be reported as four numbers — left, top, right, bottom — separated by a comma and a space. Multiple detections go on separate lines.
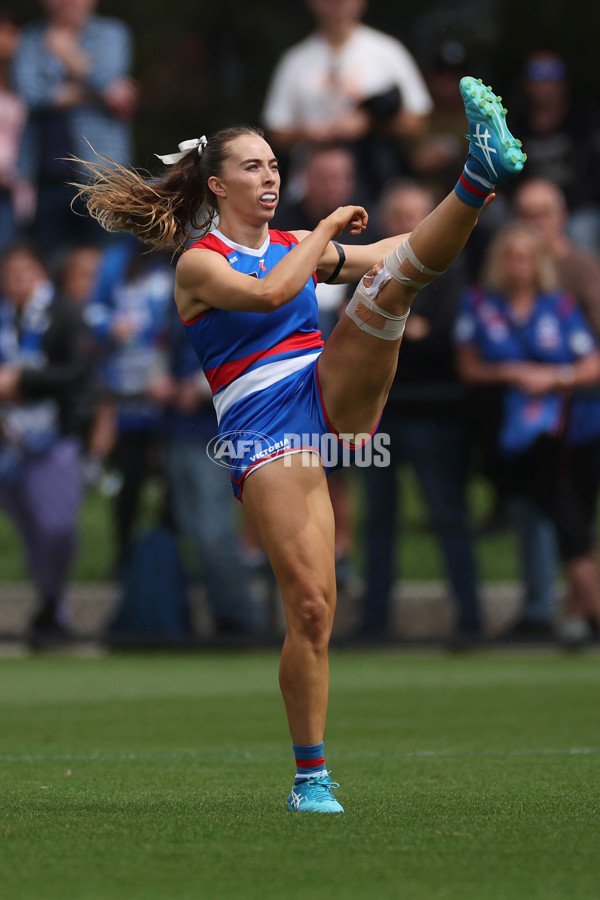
345, 263, 410, 340
386, 237, 444, 290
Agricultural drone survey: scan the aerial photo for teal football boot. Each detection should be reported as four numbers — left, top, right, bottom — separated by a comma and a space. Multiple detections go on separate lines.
459, 76, 526, 183
287, 773, 344, 813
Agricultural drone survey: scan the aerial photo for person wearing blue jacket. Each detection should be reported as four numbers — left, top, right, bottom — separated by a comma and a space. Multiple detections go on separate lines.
455, 220, 600, 645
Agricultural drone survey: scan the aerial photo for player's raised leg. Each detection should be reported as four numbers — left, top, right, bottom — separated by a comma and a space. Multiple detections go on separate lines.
319, 76, 526, 437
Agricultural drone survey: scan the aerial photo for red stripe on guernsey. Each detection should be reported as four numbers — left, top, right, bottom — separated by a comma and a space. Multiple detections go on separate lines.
295, 758, 326, 769
459, 174, 488, 199
268, 230, 300, 248
190, 229, 299, 255
179, 307, 210, 326
189, 232, 241, 256
204, 330, 324, 394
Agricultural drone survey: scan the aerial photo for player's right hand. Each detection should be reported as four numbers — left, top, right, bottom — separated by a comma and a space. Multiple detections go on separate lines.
325, 205, 368, 238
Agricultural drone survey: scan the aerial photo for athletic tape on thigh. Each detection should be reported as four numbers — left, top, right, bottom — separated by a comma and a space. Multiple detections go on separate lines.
386, 237, 444, 290
345, 262, 410, 340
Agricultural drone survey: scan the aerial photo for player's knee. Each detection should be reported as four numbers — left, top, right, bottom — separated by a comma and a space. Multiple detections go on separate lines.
289, 585, 333, 647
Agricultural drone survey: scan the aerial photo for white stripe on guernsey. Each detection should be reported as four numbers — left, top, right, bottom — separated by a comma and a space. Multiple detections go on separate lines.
213, 352, 321, 422
211, 228, 271, 257
464, 162, 494, 190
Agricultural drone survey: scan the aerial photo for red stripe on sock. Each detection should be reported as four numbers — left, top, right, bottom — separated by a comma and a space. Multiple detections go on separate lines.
295, 757, 326, 768
459, 173, 489, 198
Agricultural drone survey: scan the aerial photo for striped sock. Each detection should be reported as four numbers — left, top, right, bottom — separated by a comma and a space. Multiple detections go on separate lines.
454, 156, 495, 208
293, 742, 327, 784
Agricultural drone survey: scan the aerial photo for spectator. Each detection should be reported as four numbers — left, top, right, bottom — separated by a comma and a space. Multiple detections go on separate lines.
455, 222, 600, 645
0, 242, 95, 641
275, 143, 369, 339
511, 177, 600, 641
58, 243, 102, 307
509, 49, 600, 252
469, 181, 565, 639
261, 0, 432, 200
514, 177, 600, 339
54, 242, 106, 484
12, 0, 137, 261
0, 9, 33, 256
358, 180, 483, 644
84, 234, 172, 576
154, 305, 260, 638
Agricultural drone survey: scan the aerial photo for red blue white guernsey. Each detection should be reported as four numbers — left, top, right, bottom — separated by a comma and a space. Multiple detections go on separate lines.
180, 228, 342, 498
183, 228, 324, 424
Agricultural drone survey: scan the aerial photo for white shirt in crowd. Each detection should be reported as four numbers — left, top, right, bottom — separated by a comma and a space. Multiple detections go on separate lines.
262, 24, 433, 134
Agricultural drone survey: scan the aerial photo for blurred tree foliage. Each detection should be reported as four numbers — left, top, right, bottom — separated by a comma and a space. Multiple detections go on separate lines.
8, 0, 600, 167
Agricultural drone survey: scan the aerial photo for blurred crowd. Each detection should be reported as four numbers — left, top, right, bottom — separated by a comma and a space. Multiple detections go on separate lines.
3, 0, 600, 648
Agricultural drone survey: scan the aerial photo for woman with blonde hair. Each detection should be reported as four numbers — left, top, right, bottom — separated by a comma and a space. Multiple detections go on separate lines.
75, 78, 525, 811
455, 221, 600, 646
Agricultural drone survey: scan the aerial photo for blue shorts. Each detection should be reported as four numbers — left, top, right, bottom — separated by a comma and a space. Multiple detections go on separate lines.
213, 358, 374, 501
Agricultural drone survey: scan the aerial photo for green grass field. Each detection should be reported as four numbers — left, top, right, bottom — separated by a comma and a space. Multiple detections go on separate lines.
1, 650, 598, 899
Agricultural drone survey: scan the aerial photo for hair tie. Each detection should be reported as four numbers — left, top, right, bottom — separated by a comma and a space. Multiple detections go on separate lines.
155, 136, 207, 166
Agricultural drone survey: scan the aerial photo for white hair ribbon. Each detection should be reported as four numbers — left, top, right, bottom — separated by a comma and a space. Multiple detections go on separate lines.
155, 136, 207, 166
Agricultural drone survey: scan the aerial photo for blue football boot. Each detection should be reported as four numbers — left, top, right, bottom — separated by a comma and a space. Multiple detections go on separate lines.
459, 76, 526, 184
286, 773, 344, 813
